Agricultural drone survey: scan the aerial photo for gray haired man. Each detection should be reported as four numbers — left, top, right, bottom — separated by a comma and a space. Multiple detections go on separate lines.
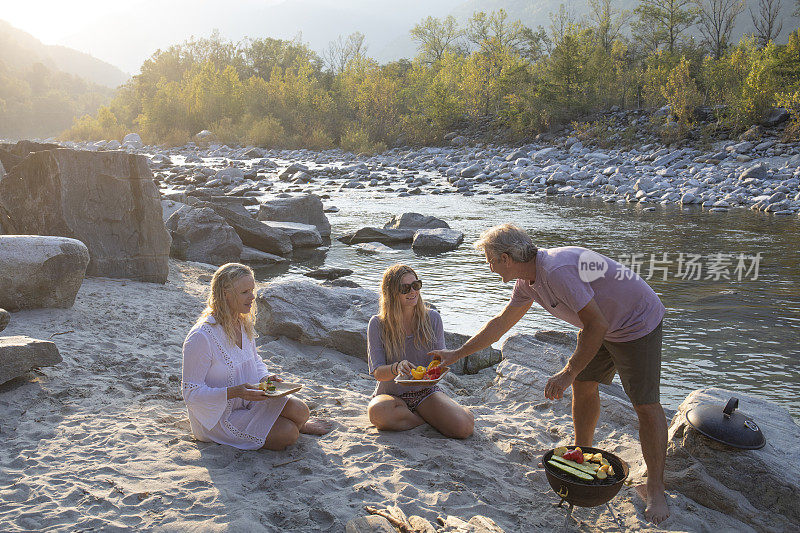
430, 223, 669, 524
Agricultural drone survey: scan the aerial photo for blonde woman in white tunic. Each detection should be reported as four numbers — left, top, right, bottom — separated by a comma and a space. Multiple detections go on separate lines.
182, 263, 330, 450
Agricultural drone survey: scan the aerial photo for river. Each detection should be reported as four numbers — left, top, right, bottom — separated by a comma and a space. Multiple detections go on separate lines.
248, 180, 800, 422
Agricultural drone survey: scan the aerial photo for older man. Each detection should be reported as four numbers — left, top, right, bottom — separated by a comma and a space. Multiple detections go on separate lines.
431, 223, 669, 524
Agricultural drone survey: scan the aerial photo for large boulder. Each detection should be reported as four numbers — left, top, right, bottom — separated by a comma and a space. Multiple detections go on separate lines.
338, 227, 415, 245
122, 133, 143, 149
444, 331, 502, 375
383, 212, 450, 230
165, 205, 242, 265
255, 280, 378, 360
260, 221, 322, 248
0, 148, 170, 283
665, 387, 800, 532
0, 336, 61, 385
412, 228, 464, 253
0, 308, 9, 332
200, 202, 292, 256
0, 236, 89, 311
257, 194, 331, 237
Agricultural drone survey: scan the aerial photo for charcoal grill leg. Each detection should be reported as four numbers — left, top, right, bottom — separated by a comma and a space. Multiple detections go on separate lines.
563, 502, 574, 531
605, 502, 622, 530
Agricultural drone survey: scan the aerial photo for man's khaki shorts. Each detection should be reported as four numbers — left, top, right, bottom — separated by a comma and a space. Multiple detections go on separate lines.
575, 321, 663, 405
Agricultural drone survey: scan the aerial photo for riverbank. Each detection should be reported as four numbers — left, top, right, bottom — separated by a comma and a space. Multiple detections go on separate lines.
0, 259, 783, 532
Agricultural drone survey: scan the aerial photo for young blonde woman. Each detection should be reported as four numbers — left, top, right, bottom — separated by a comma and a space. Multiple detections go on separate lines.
182, 263, 330, 450
367, 264, 474, 438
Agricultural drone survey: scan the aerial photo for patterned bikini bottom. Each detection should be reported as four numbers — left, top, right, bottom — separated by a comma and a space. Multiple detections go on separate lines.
398, 385, 440, 412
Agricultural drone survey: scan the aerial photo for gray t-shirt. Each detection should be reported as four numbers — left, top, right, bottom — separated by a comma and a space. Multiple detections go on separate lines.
509, 247, 665, 342
367, 309, 446, 397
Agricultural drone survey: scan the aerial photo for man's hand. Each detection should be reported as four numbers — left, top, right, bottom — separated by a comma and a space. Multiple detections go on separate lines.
428, 349, 461, 368
544, 368, 575, 400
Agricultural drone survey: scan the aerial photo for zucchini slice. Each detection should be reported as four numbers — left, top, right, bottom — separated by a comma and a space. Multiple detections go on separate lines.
550, 454, 598, 476
547, 460, 594, 481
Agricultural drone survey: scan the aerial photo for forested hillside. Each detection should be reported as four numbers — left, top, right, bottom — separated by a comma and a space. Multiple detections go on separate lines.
63, 2, 800, 150
0, 20, 123, 139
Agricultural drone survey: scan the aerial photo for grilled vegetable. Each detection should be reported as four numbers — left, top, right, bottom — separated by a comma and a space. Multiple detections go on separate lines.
547, 460, 594, 481
551, 455, 598, 476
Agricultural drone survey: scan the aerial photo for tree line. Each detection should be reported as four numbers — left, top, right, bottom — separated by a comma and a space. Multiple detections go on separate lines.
63, 1, 800, 151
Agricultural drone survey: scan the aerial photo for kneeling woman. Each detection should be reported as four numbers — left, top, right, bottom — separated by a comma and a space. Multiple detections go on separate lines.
367, 264, 474, 439
182, 263, 329, 450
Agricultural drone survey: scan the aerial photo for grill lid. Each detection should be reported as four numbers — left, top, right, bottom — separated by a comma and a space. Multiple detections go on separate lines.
685, 397, 766, 450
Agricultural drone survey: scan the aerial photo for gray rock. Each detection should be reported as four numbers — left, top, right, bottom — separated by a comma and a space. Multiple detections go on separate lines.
353, 242, 399, 254
0, 236, 89, 311
531, 147, 557, 161
0, 148, 170, 283
681, 192, 698, 204
255, 280, 378, 360
201, 202, 292, 256
194, 130, 217, 147
257, 194, 330, 237
161, 199, 188, 222
666, 387, 800, 532
260, 221, 322, 248
0, 336, 62, 385
383, 212, 449, 230
761, 107, 789, 127
239, 246, 287, 265
214, 167, 245, 184
444, 331, 502, 374
165, 205, 242, 265
0, 309, 8, 332
740, 163, 768, 181
633, 178, 656, 192
460, 164, 482, 178
277, 162, 308, 181
122, 133, 143, 149
739, 125, 763, 141
304, 267, 354, 281
412, 228, 464, 253
338, 227, 415, 245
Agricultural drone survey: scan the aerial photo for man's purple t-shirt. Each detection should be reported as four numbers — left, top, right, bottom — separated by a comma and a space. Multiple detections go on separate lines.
509, 247, 665, 342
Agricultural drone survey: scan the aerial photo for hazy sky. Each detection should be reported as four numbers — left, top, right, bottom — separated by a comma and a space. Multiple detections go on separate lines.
1, 0, 462, 74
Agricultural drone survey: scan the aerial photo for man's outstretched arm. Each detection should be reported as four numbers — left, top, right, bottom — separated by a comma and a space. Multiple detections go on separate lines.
429, 301, 532, 366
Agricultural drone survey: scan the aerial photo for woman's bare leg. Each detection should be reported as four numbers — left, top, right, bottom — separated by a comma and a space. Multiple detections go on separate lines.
415, 392, 474, 439
262, 416, 300, 450
368, 394, 425, 431
280, 397, 332, 435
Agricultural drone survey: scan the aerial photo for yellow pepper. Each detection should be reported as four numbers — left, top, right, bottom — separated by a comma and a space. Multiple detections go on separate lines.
427, 358, 441, 370
411, 366, 426, 380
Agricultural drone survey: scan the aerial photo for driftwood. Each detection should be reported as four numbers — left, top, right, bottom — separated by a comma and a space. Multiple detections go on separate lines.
364, 506, 411, 533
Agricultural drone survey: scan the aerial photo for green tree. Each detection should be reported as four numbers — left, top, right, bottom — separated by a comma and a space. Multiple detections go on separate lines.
632, 0, 697, 54
410, 16, 463, 64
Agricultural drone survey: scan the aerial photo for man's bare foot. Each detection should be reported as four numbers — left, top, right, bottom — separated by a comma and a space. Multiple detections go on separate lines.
635, 483, 670, 525
300, 418, 334, 435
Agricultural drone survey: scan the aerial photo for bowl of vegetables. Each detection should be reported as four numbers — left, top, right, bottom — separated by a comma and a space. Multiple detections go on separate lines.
542, 446, 629, 507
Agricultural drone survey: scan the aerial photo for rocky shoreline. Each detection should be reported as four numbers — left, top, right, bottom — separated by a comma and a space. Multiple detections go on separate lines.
18, 109, 794, 219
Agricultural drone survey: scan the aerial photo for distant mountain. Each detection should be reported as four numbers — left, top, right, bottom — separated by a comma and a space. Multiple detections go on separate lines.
0, 20, 129, 88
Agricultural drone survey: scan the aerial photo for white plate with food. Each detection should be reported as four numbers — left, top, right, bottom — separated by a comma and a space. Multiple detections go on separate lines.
258, 381, 302, 397
394, 367, 449, 386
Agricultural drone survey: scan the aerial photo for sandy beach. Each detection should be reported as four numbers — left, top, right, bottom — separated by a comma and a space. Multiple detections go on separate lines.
0, 260, 768, 532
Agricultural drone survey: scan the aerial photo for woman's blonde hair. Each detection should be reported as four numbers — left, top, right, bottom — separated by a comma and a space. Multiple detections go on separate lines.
197, 263, 256, 346
378, 264, 434, 363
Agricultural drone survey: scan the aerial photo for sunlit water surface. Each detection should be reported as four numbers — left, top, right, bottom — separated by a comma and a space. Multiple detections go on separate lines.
251, 187, 800, 422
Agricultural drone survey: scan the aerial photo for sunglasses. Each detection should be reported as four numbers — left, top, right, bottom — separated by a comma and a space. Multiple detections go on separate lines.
398, 279, 422, 294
